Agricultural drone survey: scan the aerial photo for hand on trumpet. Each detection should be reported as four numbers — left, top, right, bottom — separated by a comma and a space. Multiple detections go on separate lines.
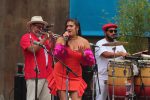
41, 31, 58, 40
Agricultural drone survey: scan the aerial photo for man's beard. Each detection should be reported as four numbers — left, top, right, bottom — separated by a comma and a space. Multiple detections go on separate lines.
106, 34, 117, 42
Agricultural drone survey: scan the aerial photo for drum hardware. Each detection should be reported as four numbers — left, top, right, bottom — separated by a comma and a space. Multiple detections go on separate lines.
128, 65, 135, 100
124, 62, 127, 76
136, 70, 146, 100
139, 62, 146, 67
111, 46, 116, 100
132, 62, 139, 76
92, 65, 101, 100
125, 56, 142, 61
124, 63, 135, 100
125, 80, 132, 96
112, 69, 115, 76
92, 72, 98, 100
123, 69, 127, 76
135, 60, 147, 99
141, 54, 150, 60
108, 59, 136, 100
138, 60, 150, 67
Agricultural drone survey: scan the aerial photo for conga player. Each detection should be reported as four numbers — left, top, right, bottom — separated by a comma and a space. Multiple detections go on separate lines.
95, 23, 128, 100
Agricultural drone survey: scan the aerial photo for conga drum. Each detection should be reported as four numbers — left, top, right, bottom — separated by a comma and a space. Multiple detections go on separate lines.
108, 60, 134, 99
135, 60, 150, 99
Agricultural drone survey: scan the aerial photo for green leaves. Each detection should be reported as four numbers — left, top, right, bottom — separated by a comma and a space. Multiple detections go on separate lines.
116, 0, 150, 54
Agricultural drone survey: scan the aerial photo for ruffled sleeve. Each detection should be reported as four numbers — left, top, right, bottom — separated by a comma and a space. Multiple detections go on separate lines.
53, 43, 66, 58
81, 49, 95, 67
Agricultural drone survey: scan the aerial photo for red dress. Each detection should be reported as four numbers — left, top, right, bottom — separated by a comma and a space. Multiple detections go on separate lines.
47, 44, 95, 96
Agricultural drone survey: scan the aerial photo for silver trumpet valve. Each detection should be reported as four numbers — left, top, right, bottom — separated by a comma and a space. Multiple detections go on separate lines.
40, 31, 62, 39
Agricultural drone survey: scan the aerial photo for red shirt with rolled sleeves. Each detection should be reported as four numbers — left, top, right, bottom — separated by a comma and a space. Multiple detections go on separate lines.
20, 32, 53, 79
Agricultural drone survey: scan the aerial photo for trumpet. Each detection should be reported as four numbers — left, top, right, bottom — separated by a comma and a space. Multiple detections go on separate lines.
40, 31, 62, 39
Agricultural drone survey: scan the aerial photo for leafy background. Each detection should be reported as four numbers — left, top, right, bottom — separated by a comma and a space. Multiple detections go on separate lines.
116, 0, 150, 54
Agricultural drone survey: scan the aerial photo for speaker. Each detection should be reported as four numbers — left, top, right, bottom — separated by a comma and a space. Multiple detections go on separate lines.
14, 76, 26, 100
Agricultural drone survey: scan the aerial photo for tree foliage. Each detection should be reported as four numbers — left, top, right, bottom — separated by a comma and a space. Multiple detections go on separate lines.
116, 0, 150, 54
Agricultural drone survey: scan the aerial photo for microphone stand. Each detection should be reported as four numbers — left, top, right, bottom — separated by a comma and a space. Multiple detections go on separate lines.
91, 46, 101, 100
112, 46, 116, 100
50, 37, 56, 68
29, 34, 39, 100
39, 44, 78, 100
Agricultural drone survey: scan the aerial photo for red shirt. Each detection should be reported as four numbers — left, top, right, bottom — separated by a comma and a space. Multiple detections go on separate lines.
20, 32, 53, 79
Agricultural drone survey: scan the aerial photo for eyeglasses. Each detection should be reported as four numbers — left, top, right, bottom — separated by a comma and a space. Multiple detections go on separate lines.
107, 30, 117, 33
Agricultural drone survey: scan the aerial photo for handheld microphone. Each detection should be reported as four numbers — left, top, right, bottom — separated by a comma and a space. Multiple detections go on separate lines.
90, 43, 99, 47
63, 36, 69, 41
63, 31, 71, 41
63, 36, 69, 45
63, 31, 70, 45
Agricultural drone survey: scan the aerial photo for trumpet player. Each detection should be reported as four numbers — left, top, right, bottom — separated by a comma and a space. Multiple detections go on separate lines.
20, 16, 53, 100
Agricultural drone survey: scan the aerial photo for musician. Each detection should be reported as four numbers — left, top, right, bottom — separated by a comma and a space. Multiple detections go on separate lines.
95, 23, 128, 100
47, 18, 95, 100
20, 16, 53, 100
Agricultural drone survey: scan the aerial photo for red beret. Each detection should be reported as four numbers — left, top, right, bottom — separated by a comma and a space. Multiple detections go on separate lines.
102, 23, 118, 31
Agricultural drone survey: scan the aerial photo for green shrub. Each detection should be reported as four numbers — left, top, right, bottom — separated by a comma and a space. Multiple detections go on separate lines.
116, 0, 150, 54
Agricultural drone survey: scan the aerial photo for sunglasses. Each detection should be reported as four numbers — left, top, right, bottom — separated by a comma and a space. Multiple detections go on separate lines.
107, 30, 117, 33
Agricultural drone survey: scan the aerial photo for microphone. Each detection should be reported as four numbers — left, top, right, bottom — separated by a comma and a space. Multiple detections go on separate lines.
63, 31, 71, 41
90, 43, 99, 47
63, 36, 69, 41
63, 36, 69, 45
33, 41, 45, 48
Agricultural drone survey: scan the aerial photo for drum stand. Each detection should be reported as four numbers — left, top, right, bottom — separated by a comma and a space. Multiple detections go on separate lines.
92, 65, 101, 100
91, 45, 101, 100
111, 46, 116, 100
111, 47, 135, 100
126, 61, 136, 100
